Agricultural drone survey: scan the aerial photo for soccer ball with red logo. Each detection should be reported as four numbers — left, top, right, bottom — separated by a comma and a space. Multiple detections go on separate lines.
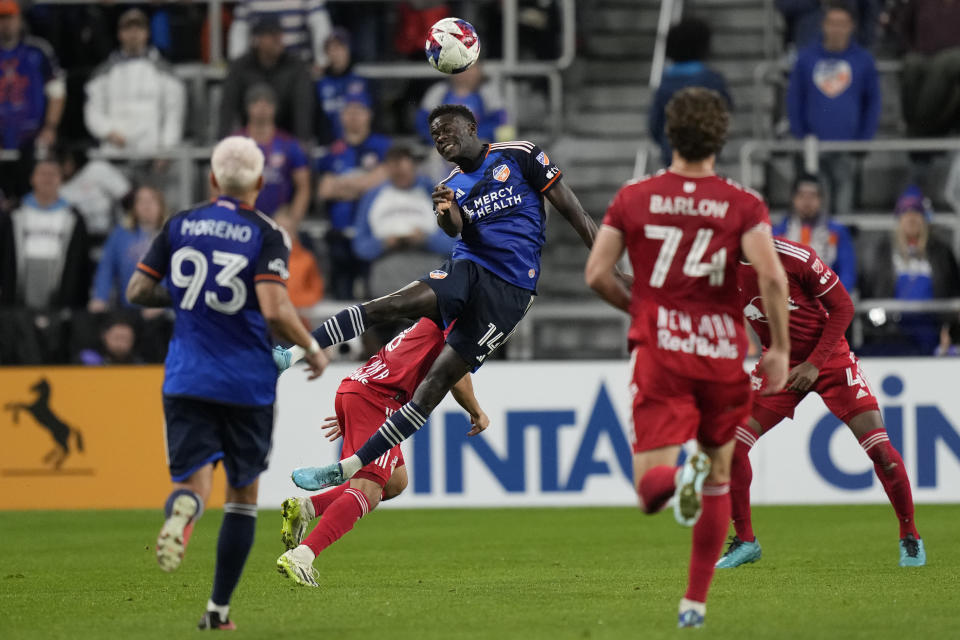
425, 17, 480, 74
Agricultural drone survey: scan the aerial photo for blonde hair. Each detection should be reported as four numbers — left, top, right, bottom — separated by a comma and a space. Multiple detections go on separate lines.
211, 136, 264, 196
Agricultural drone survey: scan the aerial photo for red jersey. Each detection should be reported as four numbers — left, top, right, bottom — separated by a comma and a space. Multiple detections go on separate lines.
737, 237, 848, 366
603, 170, 771, 380
339, 318, 446, 402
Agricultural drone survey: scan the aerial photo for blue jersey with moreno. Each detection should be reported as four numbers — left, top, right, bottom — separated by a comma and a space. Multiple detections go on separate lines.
442, 140, 562, 291
137, 196, 291, 407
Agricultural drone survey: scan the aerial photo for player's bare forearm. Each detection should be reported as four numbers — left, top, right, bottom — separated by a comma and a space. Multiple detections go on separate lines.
547, 181, 598, 250
585, 226, 630, 312
742, 227, 790, 353
255, 282, 316, 349
451, 373, 481, 416
433, 185, 463, 236
126, 271, 172, 308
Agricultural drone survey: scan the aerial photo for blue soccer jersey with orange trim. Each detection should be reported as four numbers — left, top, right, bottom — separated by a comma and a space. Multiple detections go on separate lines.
442, 140, 562, 291
137, 196, 291, 406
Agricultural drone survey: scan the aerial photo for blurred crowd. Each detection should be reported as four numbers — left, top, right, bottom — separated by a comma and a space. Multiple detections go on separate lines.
650, 0, 960, 357
0, 0, 562, 365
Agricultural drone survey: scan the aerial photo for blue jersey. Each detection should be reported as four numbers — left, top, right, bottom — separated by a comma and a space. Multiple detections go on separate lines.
0, 37, 62, 150
315, 73, 371, 141
247, 129, 308, 216
442, 140, 562, 291
137, 196, 291, 407
315, 132, 391, 230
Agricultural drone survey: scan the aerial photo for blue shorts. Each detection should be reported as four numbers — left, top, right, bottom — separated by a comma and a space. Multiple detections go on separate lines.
419, 259, 535, 371
163, 395, 274, 488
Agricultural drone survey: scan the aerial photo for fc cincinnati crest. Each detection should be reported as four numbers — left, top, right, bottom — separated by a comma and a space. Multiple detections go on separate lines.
493, 164, 510, 182
429, 270, 448, 279
813, 59, 852, 98
536, 151, 549, 166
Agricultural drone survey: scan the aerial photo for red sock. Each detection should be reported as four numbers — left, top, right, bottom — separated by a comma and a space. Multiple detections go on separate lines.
309, 483, 348, 517
638, 465, 678, 514
302, 488, 371, 556
685, 484, 731, 603
730, 426, 758, 542
859, 428, 919, 539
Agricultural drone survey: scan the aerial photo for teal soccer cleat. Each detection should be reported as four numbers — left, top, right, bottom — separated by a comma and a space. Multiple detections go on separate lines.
273, 346, 293, 372
715, 536, 762, 568
899, 534, 926, 567
292, 463, 345, 491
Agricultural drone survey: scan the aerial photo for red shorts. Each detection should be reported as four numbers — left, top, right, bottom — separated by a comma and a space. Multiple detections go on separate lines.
750, 350, 880, 431
630, 347, 753, 453
335, 390, 405, 486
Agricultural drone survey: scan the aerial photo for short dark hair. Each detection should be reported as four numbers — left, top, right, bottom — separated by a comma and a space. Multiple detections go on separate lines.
665, 17, 712, 63
792, 172, 822, 194
385, 144, 416, 163
824, 0, 857, 22
665, 87, 729, 162
427, 104, 478, 128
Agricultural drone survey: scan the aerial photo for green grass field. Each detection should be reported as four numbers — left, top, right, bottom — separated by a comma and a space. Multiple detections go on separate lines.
0, 505, 956, 639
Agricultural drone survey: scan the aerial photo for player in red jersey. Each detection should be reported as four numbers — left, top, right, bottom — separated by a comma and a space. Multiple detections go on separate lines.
275, 317, 489, 586
715, 237, 925, 569
585, 87, 790, 629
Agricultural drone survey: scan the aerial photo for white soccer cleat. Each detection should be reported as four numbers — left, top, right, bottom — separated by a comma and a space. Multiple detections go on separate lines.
277, 547, 319, 588
673, 452, 712, 527
157, 494, 199, 572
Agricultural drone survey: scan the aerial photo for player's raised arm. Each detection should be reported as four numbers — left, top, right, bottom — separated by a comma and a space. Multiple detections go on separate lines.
450, 373, 489, 436
742, 224, 790, 393
433, 184, 463, 237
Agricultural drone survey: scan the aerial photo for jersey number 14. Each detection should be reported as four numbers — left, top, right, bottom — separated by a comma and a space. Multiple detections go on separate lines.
171, 247, 249, 314
644, 225, 726, 288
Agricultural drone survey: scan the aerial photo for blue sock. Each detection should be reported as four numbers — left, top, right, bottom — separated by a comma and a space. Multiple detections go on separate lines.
354, 402, 428, 466
164, 488, 202, 520
312, 305, 368, 348
210, 503, 257, 607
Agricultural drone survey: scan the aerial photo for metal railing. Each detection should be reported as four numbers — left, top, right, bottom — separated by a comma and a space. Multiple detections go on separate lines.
649, 0, 684, 89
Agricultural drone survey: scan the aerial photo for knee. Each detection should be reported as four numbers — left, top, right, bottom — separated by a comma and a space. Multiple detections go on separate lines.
350, 479, 383, 511
382, 468, 408, 501
225, 483, 258, 505
707, 465, 731, 485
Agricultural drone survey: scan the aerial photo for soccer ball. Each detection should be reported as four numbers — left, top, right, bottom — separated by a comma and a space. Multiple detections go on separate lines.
425, 17, 480, 74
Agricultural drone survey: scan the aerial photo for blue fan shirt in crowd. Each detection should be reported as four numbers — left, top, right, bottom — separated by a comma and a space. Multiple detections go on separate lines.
0, 37, 63, 149
92, 225, 157, 306
315, 73, 371, 141
648, 61, 732, 166
136, 196, 291, 406
441, 140, 563, 291
248, 129, 308, 216
315, 133, 391, 230
417, 81, 507, 144
787, 40, 881, 140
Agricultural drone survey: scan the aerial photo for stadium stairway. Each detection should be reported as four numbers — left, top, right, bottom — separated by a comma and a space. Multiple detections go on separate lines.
537, 0, 779, 300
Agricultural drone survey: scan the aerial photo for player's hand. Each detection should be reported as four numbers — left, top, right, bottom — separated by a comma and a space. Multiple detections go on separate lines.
303, 348, 330, 380
432, 185, 455, 213
466, 410, 490, 436
320, 415, 342, 441
759, 348, 789, 395
786, 361, 819, 393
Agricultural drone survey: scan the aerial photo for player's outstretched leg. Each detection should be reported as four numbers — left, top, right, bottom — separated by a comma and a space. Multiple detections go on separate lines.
849, 412, 924, 567
673, 452, 712, 526
157, 488, 203, 572
717, 424, 763, 568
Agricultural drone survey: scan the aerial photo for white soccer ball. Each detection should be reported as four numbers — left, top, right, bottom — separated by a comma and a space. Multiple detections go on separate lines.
425, 17, 480, 74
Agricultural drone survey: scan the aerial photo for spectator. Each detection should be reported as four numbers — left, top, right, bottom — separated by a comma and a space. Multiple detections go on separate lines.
273, 206, 325, 311
228, 0, 332, 67
76, 315, 142, 365
773, 173, 858, 291
896, 0, 960, 137
860, 185, 960, 355
219, 16, 314, 143
88, 185, 167, 312
316, 92, 390, 299
416, 64, 508, 145
243, 84, 310, 221
353, 145, 455, 296
776, 0, 879, 49
0, 158, 90, 310
787, 1, 880, 214
315, 27, 372, 144
648, 17, 732, 167
84, 9, 186, 157
59, 147, 132, 239
0, 0, 65, 198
